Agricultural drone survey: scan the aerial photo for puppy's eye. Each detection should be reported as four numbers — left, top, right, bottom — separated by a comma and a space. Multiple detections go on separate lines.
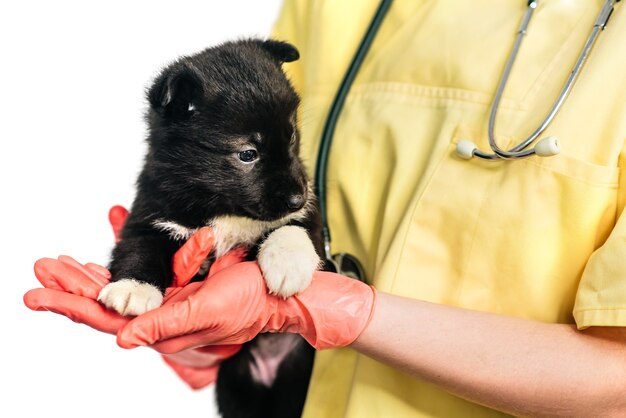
238, 149, 258, 163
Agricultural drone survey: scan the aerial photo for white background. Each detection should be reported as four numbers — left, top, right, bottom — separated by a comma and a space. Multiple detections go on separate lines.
1, 1, 283, 416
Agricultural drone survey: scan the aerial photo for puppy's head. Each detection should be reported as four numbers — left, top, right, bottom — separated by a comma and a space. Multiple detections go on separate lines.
145, 39, 310, 223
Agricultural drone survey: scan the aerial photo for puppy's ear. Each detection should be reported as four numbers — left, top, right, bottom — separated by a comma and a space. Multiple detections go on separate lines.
260, 40, 300, 63
148, 65, 203, 119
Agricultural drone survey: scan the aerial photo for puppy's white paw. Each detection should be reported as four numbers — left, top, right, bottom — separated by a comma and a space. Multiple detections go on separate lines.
257, 225, 321, 298
97, 279, 163, 317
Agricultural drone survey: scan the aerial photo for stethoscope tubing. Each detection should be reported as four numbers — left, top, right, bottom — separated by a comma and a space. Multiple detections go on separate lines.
314, 0, 393, 261
468, 0, 619, 160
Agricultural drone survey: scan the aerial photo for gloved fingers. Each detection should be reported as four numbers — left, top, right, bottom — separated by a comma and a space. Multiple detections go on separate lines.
172, 227, 215, 287
119, 307, 244, 352
24, 288, 128, 334
118, 261, 267, 350
194, 343, 242, 359
33, 256, 108, 299
108, 205, 129, 243
162, 344, 242, 367
207, 246, 248, 276
163, 282, 203, 304
56, 255, 111, 291
290, 271, 377, 350
162, 355, 220, 390
116, 297, 197, 349
84, 262, 112, 280
150, 330, 245, 354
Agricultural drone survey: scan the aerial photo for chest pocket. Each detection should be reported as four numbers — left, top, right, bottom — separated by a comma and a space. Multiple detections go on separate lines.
388, 122, 618, 323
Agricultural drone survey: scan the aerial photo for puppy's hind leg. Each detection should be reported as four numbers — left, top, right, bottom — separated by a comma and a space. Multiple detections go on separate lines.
216, 335, 314, 418
268, 338, 314, 418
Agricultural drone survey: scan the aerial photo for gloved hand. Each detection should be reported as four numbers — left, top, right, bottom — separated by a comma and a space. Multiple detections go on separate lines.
24, 206, 245, 389
116, 258, 377, 353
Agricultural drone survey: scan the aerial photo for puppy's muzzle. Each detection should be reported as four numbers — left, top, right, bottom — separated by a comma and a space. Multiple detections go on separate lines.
287, 194, 306, 211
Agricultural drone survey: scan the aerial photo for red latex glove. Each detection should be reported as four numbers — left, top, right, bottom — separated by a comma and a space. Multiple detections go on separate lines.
24, 206, 245, 389
116, 260, 377, 353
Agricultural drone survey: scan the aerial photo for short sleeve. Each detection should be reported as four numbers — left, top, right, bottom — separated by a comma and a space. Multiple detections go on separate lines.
574, 141, 626, 328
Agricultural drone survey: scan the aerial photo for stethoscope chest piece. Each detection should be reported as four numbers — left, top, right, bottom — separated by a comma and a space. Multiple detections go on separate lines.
325, 252, 367, 283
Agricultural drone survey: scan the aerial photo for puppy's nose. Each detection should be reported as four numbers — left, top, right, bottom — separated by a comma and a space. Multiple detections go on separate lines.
287, 194, 306, 210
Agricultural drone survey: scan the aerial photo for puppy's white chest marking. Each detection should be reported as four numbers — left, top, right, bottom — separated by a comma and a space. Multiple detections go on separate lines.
152, 203, 311, 258
209, 215, 286, 258
152, 216, 289, 257
151, 208, 320, 298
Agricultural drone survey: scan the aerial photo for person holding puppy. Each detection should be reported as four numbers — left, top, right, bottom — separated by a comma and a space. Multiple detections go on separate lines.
25, 0, 626, 417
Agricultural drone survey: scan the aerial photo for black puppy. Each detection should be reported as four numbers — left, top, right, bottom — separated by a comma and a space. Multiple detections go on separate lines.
98, 39, 323, 418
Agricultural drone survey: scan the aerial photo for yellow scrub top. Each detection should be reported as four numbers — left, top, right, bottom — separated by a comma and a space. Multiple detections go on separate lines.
273, 1, 626, 416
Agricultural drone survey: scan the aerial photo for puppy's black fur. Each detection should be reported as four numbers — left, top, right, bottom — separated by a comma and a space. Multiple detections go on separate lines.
108, 39, 323, 418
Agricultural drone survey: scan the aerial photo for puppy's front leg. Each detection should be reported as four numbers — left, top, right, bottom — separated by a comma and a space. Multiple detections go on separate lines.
99, 230, 178, 316
257, 225, 321, 298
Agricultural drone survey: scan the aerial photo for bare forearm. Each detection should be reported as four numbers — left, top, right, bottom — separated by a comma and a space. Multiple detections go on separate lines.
351, 292, 626, 417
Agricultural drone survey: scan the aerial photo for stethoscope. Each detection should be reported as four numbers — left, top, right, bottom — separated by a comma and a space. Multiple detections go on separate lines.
314, 0, 620, 282
456, 0, 620, 160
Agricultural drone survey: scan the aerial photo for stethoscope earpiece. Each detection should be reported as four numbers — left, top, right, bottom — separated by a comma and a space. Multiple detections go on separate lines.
459, 0, 618, 162
456, 139, 479, 160
326, 252, 367, 283
533, 136, 560, 157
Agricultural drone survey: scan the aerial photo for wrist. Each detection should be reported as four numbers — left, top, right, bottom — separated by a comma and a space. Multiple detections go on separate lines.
270, 271, 376, 350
